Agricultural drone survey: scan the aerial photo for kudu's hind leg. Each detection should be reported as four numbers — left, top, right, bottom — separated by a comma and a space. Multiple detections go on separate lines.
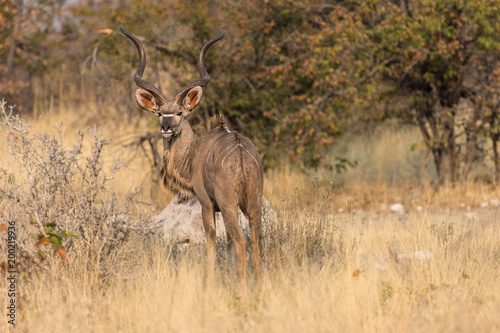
201, 205, 217, 288
249, 217, 261, 289
219, 203, 247, 295
246, 195, 262, 289
226, 232, 237, 267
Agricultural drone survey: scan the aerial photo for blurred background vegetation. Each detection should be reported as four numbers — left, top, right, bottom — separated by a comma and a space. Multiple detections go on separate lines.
2, 0, 500, 185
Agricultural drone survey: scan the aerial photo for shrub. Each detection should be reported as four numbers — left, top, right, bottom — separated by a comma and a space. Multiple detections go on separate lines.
0, 99, 156, 284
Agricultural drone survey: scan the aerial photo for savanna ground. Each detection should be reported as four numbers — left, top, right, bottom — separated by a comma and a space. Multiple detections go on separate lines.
0, 99, 499, 333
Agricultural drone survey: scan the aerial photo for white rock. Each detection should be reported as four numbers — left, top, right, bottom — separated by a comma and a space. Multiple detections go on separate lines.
480, 201, 489, 208
390, 203, 405, 214
374, 263, 387, 271
466, 212, 477, 222
155, 195, 277, 243
354, 209, 364, 216
489, 199, 499, 207
415, 205, 423, 212
338, 207, 346, 213
414, 250, 432, 260
397, 250, 432, 261
397, 253, 408, 260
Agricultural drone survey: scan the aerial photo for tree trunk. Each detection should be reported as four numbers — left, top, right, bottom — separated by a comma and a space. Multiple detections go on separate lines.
462, 105, 481, 182
433, 144, 455, 185
493, 134, 500, 183
428, 107, 458, 185
489, 105, 500, 183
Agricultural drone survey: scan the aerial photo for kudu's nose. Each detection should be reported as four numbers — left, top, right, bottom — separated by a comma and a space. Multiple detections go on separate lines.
161, 124, 173, 138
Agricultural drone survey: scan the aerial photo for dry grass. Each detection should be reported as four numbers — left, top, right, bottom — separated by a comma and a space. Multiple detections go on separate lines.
1, 100, 500, 332
1, 204, 499, 332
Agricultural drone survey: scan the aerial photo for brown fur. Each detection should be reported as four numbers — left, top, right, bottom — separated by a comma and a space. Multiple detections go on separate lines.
160, 116, 263, 294
161, 148, 196, 202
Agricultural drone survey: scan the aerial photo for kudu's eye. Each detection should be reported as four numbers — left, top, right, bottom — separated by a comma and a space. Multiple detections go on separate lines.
177, 112, 182, 116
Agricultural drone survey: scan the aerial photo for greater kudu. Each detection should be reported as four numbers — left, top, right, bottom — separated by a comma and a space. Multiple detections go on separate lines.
120, 26, 263, 292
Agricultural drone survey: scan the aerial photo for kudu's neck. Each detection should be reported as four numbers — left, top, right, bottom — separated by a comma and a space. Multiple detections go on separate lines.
161, 119, 200, 201
164, 119, 200, 158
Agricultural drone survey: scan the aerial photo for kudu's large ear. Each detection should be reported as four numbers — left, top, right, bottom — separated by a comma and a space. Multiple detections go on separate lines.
135, 89, 159, 114
183, 86, 203, 113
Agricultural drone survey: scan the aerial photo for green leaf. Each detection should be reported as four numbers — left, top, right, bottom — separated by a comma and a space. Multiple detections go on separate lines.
49, 235, 62, 247
65, 231, 79, 238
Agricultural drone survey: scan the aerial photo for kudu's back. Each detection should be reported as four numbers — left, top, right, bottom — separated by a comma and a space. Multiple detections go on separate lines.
199, 124, 263, 218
